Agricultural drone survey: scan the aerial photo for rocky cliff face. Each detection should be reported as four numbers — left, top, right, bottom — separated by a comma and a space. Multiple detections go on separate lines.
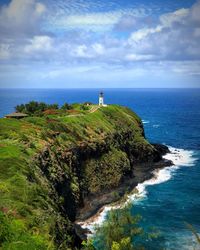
0, 105, 170, 249
34, 107, 169, 246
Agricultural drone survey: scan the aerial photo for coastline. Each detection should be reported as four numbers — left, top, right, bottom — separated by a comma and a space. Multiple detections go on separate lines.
75, 146, 196, 237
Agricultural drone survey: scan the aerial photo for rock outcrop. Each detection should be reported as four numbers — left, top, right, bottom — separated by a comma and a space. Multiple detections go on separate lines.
0, 105, 171, 249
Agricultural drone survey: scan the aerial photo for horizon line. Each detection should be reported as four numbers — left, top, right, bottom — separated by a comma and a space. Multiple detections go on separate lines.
1, 87, 200, 90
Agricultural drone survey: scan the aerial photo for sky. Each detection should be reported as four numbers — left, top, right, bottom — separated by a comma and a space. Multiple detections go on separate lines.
0, 0, 200, 88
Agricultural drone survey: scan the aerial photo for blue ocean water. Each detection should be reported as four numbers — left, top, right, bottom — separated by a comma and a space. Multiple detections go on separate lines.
0, 88, 200, 249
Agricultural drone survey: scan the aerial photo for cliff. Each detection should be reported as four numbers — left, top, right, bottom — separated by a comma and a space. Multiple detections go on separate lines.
0, 105, 170, 249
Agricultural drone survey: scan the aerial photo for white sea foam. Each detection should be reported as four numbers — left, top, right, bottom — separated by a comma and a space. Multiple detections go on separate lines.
77, 146, 197, 234
164, 146, 196, 167
142, 120, 150, 124
126, 147, 197, 202
153, 124, 160, 128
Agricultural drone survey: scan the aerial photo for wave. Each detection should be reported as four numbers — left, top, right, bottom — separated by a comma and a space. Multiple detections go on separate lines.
164, 146, 196, 167
142, 120, 150, 124
127, 147, 197, 202
78, 146, 197, 234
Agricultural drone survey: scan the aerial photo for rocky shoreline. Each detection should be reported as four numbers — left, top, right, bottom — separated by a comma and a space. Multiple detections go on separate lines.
75, 144, 172, 238
1, 103, 177, 249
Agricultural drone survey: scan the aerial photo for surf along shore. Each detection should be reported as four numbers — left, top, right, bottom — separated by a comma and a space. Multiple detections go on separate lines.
76, 146, 196, 238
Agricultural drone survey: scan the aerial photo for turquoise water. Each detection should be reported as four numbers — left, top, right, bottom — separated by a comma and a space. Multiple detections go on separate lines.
0, 88, 200, 249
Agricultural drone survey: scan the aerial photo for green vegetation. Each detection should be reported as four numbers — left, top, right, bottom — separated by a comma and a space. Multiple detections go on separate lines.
15, 101, 59, 115
15, 100, 91, 116
80, 204, 149, 250
93, 205, 153, 250
85, 148, 131, 193
61, 102, 73, 110
0, 103, 158, 249
0, 211, 49, 250
80, 105, 90, 111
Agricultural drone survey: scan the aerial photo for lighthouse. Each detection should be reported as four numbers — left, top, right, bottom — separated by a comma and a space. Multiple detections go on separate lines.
99, 91, 104, 106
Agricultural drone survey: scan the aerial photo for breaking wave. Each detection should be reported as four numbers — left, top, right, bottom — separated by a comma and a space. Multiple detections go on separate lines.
78, 146, 197, 234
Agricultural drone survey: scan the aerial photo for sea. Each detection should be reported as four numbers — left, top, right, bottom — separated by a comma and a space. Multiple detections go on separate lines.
0, 88, 200, 249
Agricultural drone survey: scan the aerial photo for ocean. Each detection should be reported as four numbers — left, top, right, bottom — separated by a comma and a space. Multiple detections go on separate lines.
0, 88, 200, 249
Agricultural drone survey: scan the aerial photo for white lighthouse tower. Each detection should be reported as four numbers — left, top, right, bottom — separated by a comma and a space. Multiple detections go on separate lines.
99, 91, 104, 106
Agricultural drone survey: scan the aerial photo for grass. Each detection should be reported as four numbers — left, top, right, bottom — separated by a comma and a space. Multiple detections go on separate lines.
0, 104, 152, 249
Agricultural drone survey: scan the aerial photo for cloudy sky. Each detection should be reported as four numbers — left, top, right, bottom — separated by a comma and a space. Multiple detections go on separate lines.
0, 0, 200, 88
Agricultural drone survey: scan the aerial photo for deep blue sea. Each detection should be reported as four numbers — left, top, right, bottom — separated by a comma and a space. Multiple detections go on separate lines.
0, 88, 200, 249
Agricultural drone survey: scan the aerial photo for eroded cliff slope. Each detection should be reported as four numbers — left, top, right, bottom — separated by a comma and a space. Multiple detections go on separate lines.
0, 105, 168, 249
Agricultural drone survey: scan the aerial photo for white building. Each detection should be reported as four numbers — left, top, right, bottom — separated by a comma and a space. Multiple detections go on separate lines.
99, 92, 104, 106
99, 92, 107, 107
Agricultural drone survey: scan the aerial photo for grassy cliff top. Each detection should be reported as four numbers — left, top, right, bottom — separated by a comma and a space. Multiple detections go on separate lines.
0, 104, 152, 249
0, 104, 144, 155
0, 104, 146, 183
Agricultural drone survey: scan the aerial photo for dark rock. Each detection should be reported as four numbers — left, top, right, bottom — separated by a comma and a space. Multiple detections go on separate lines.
153, 143, 170, 155
35, 113, 173, 247
74, 223, 90, 241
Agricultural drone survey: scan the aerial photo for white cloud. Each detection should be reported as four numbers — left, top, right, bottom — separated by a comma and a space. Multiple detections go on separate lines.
51, 11, 122, 32
0, 0, 200, 88
125, 53, 155, 61
126, 0, 200, 62
190, 0, 200, 22
72, 43, 105, 58
159, 8, 188, 27
62, 12, 120, 26
35, 2, 46, 15
2, 60, 199, 88
92, 43, 105, 55
0, 44, 10, 60
73, 45, 91, 58
128, 26, 162, 43
0, 0, 46, 36
1, 0, 200, 65
194, 28, 200, 37
24, 36, 53, 54
49, 6, 151, 32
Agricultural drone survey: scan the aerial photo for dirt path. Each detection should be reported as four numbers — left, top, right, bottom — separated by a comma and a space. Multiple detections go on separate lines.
89, 106, 100, 113
67, 105, 100, 117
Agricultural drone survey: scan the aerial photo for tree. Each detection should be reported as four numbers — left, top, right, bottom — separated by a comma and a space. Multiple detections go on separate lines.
111, 237, 133, 250
38, 102, 48, 111
15, 101, 59, 115
94, 205, 144, 250
61, 103, 72, 110
15, 104, 25, 113
80, 105, 89, 111
81, 239, 96, 250
48, 104, 59, 110
25, 101, 39, 114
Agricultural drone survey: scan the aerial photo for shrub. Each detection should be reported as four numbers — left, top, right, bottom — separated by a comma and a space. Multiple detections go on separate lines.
61, 103, 73, 110
15, 101, 58, 116
80, 105, 90, 111
0, 212, 48, 250
94, 205, 143, 250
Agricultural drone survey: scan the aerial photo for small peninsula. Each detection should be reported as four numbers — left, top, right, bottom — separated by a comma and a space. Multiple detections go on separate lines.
0, 102, 171, 249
